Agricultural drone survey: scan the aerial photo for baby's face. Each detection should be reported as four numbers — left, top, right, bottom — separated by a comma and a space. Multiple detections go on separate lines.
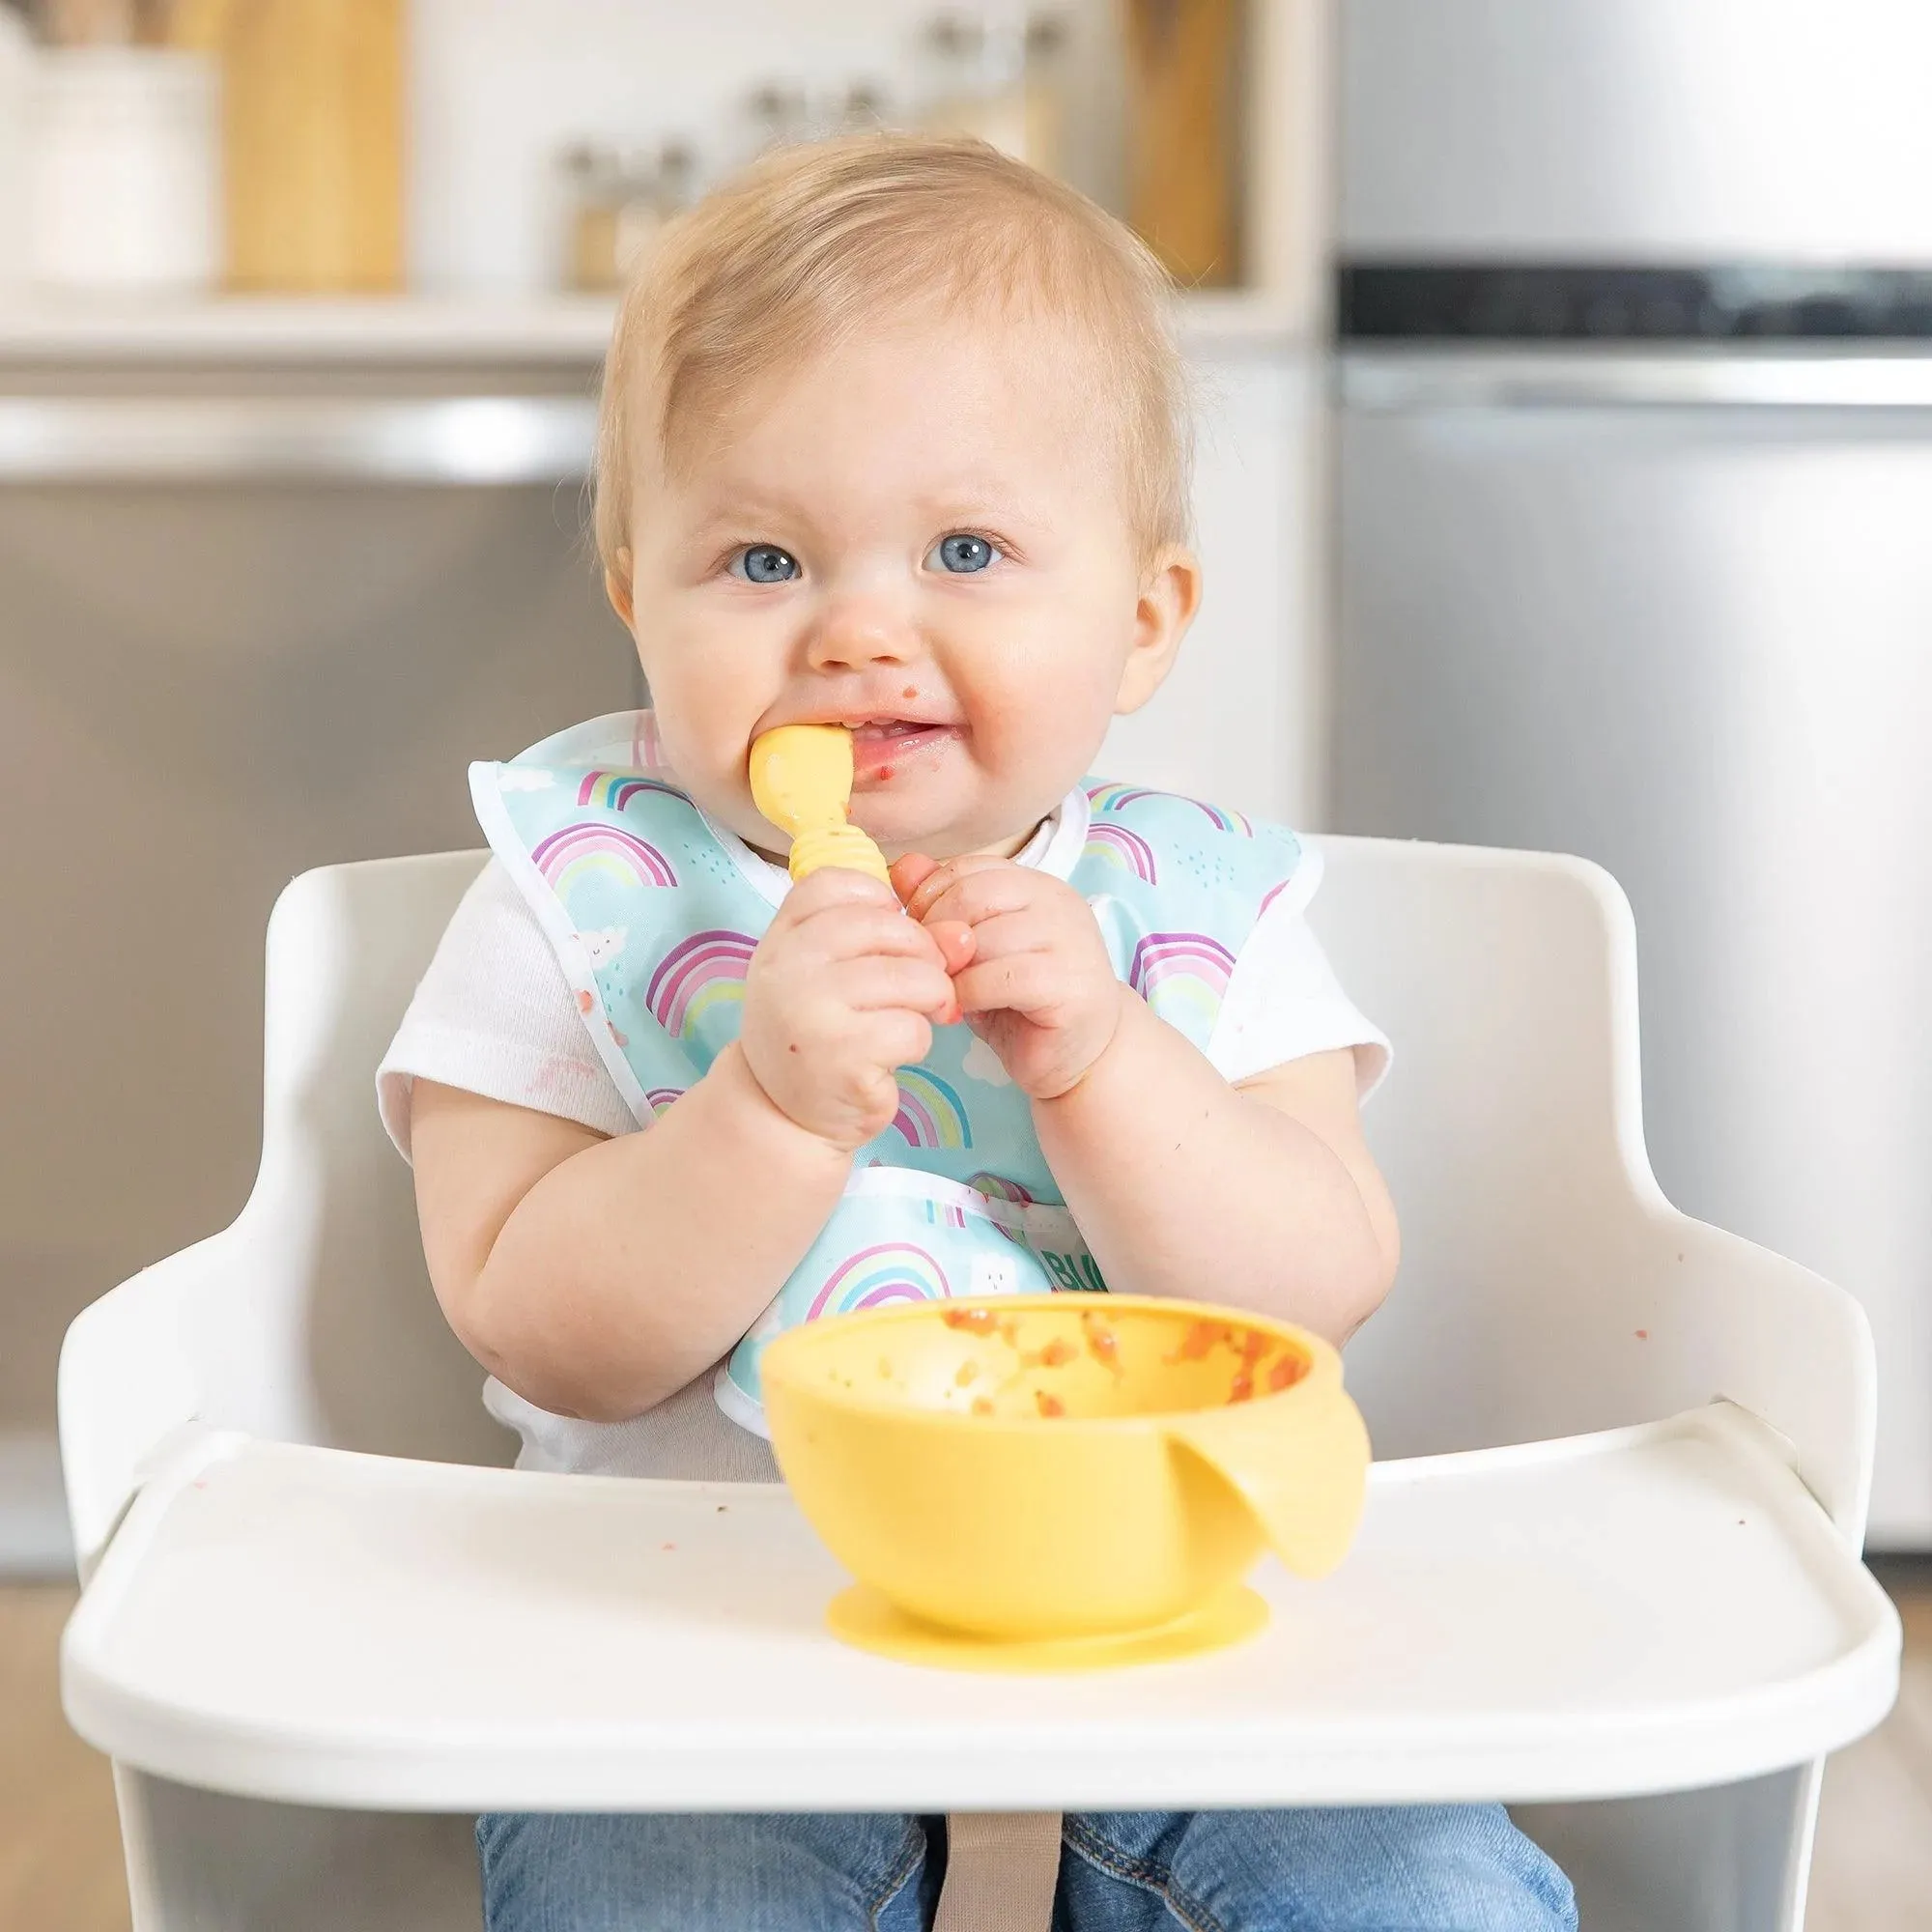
614, 316, 1197, 862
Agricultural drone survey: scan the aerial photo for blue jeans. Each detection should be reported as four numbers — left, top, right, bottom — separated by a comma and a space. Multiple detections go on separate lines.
476, 1805, 1577, 1931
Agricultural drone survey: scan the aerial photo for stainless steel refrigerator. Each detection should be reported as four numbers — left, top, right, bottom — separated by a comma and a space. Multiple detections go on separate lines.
1333, 0, 1932, 1545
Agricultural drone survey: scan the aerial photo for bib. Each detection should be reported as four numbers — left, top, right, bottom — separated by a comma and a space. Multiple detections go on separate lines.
472, 712, 1306, 1435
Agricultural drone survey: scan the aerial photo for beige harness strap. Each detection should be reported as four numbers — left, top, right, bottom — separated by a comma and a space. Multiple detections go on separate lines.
933, 1811, 1064, 1932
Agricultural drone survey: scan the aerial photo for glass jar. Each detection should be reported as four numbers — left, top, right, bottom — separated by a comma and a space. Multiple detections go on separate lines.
918, 10, 1027, 160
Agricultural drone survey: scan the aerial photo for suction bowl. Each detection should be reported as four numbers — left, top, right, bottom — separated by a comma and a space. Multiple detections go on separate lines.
762, 1294, 1369, 1658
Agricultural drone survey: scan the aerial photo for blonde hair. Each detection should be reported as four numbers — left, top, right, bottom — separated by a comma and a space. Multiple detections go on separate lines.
594, 133, 1190, 573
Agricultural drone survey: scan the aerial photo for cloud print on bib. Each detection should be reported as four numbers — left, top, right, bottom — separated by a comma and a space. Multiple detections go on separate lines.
579, 926, 628, 967
961, 1035, 1011, 1088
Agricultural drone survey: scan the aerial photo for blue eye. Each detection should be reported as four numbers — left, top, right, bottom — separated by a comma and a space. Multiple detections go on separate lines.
928, 532, 998, 575
731, 545, 799, 583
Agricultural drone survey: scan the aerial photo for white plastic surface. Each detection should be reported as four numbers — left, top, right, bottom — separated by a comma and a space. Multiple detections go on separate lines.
57, 839, 1898, 1928
63, 1404, 1897, 1814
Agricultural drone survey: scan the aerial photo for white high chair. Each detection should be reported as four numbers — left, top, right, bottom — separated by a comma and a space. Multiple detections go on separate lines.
59, 838, 1898, 1932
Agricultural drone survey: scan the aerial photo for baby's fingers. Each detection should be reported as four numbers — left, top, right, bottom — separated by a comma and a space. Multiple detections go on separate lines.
772, 865, 899, 929
950, 951, 1063, 1018
856, 1008, 935, 1077
896, 852, 1013, 924
890, 852, 941, 904
838, 956, 959, 1022
786, 901, 946, 967
928, 919, 975, 976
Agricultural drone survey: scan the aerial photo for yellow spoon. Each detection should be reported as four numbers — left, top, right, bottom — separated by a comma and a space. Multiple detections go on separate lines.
749, 724, 892, 887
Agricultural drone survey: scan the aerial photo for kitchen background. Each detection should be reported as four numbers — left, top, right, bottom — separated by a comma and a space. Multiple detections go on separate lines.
1, 2, 1931, 1921
0, 0, 1329, 1581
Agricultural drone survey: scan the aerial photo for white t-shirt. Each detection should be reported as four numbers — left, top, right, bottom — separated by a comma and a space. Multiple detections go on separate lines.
378, 799, 1389, 1481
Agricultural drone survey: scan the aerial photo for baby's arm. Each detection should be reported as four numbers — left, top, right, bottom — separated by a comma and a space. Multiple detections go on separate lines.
410, 868, 958, 1422
1036, 1012, 1398, 1343
898, 854, 1397, 1344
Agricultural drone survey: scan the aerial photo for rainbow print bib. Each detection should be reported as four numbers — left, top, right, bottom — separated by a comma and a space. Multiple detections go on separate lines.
472, 712, 1304, 1435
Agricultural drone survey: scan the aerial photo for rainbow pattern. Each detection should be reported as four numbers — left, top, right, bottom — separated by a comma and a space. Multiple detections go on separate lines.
644, 1087, 686, 1118
630, 714, 668, 772
1083, 822, 1159, 883
645, 929, 755, 1040
1130, 930, 1236, 1042
891, 1067, 973, 1150
922, 1200, 970, 1230
1259, 876, 1294, 918
966, 1172, 1035, 1206
532, 822, 677, 894
1086, 781, 1160, 813
576, 769, 688, 812
1087, 781, 1253, 837
807, 1241, 952, 1321
1128, 930, 1238, 1001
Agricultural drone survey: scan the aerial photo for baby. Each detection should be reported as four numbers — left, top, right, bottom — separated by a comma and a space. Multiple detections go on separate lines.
380, 136, 1574, 1932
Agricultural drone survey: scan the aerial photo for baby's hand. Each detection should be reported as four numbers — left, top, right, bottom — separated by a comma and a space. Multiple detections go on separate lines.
740, 868, 964, 1151
895, 855, 1125, 1101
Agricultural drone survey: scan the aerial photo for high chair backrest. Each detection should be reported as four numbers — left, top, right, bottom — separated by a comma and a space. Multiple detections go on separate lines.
1309, 835, 1676, 1459
196, 835, 1668, 1462
189, 851, 504, 1463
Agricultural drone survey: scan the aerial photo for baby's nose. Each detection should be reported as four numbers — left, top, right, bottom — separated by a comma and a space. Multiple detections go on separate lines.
806, 599, 916, 672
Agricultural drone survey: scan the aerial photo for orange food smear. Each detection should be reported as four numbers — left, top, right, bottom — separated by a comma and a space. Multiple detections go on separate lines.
1266, 1352, 1308, 1393
1169, 1319, 1228, 1363
1035, 1390, 1065, 1418
1037, 1336, 1076, 1368
1081, 1311, 1121, 1371
1237, 1327, 1269, 1364
942, 1306, 1000, 1333
954, 1361, 980, 1387
971, 1397, 995, 1417
1229, 1372, 1254, 1404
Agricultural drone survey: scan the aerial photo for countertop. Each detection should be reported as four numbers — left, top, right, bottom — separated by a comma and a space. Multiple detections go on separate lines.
0, 291, 1309, 368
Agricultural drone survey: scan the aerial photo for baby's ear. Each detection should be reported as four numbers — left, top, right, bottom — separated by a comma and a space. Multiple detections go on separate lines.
605, 549, 637, 625
1115, 547, 1202, 715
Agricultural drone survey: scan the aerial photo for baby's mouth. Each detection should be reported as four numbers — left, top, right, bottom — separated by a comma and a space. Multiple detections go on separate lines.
850, 719, 956, 781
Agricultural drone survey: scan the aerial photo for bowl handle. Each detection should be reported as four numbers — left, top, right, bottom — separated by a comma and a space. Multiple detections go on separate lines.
1163, 1382, 1371, 1578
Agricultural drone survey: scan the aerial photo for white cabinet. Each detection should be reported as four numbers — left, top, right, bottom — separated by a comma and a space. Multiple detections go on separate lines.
1102, 332, 1321, 827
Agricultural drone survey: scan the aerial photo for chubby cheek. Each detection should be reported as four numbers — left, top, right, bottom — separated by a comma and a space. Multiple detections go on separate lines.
954, 621, 1124, 774
631, 678, 746, 819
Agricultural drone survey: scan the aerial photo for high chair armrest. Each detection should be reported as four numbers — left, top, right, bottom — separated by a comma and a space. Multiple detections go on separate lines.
59, 1221, 256, 1580
1617, 1205, 1876, 1544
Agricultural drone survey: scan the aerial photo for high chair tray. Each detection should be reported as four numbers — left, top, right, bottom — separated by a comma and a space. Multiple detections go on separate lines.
62, 1403, 1898, 1814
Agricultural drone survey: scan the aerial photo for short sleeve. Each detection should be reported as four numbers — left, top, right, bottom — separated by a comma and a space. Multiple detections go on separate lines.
1205, 857, 1392, 1094
376, 860, 640, 1162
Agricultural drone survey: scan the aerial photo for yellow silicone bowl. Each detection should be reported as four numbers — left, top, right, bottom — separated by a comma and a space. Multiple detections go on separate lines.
761, 1294, 1369, 1649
